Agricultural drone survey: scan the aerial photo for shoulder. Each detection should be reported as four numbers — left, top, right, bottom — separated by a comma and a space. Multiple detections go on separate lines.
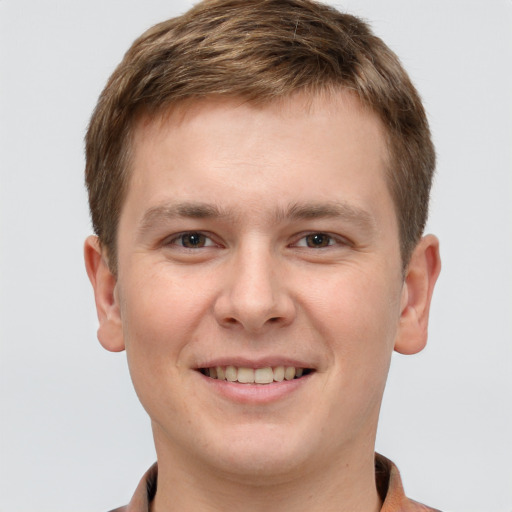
406, 499, 443, 512
376, 454, 443, 512
106, 463, 157, 512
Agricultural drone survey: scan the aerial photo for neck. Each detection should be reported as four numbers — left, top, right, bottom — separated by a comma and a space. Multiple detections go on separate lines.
150, 435, 381, 512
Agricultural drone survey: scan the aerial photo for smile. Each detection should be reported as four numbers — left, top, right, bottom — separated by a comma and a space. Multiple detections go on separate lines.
198, 366, 313, 384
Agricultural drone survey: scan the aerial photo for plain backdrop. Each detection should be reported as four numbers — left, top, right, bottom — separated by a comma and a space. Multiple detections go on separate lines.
1, 1, 511, 511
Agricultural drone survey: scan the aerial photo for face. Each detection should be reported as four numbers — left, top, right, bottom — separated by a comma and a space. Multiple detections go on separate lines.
87, 92, 436, 483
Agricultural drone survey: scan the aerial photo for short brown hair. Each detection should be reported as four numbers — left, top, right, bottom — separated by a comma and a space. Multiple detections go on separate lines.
85, 0, 435, 274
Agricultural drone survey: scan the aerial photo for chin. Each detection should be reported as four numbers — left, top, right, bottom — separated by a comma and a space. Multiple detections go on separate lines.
196, 422, 321, 482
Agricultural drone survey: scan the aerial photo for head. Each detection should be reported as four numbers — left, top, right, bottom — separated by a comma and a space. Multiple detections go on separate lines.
85, 0, 435, 275
84, 0, 441, 496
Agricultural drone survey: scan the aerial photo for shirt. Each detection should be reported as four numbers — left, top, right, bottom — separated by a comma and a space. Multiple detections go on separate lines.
110, 454, 441, 512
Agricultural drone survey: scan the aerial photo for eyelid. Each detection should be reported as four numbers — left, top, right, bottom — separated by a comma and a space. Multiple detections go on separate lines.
164, 231, 220, 248
291, 232, 352, 248
161, 230, 351, 250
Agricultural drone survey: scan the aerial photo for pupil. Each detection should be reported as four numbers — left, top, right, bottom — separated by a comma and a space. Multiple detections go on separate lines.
184, 233, 204, 247
308, 233, 328, 247
308, 233, 329, 247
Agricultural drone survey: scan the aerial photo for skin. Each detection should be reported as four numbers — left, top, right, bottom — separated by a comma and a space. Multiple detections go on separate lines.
85, 92, 440, 512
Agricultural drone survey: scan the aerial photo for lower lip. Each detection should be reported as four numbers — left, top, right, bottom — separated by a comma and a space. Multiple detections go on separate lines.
197, 372, 311, 404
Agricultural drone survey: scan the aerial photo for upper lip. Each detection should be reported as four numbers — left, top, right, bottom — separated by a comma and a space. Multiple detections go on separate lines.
194, 357, 317, 370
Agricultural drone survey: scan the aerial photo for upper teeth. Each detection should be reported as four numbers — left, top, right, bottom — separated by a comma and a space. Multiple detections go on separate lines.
204, 366, 304, 384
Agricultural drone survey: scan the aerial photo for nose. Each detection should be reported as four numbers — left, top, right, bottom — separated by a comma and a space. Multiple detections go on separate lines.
213, 241, 296, 333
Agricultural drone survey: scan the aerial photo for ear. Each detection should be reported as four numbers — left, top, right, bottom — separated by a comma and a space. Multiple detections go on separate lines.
394, 234, 441, 355
84, 235, 125, 352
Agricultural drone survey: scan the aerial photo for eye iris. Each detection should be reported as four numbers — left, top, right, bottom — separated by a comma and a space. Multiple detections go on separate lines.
306, 233, 330, 248
182, 233, 205, 248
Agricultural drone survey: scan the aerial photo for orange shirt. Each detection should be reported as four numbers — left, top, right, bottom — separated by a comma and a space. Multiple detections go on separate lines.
110, 454, 441, 512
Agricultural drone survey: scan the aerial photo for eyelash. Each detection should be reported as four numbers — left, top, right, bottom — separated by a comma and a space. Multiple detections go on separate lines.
294, 233, 340, 248
166, 232, 219, 249
165, 231, 349, 250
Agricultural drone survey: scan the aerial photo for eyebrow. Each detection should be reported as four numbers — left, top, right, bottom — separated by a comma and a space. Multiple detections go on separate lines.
284, 201, 375, 228
138, 200, 376, 234
138, 202, 236, 233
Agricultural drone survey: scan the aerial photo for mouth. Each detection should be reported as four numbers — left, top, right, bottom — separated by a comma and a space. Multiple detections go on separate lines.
197, 366, 314, 384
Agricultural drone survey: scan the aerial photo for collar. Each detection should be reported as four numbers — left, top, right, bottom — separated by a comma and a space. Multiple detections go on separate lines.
113, 453, 441, 512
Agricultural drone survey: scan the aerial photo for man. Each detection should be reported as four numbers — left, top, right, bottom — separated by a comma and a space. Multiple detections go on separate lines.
84, 0, 441, 510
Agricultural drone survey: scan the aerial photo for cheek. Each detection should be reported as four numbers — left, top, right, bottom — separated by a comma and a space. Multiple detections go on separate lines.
291, 264, 402, 443
308, 263, 400, 338
303, 263, 401, 385
117, 271, 211, 423
119, 265, 213, 378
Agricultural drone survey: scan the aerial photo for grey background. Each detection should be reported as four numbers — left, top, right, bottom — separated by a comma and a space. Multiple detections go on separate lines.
1, 1, 511, 511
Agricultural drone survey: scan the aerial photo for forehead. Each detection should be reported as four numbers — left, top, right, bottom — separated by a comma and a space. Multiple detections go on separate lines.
132, 90, 388, 170
124, 91, 394, 229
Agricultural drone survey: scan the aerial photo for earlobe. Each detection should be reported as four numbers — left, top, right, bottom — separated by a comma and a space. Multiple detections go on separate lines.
84, 235, 125, 352
394, 234, 441, 355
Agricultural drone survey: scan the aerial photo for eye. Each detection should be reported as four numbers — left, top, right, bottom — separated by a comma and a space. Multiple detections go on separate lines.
295, 233, 336, 248
170, 232, 216, 249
